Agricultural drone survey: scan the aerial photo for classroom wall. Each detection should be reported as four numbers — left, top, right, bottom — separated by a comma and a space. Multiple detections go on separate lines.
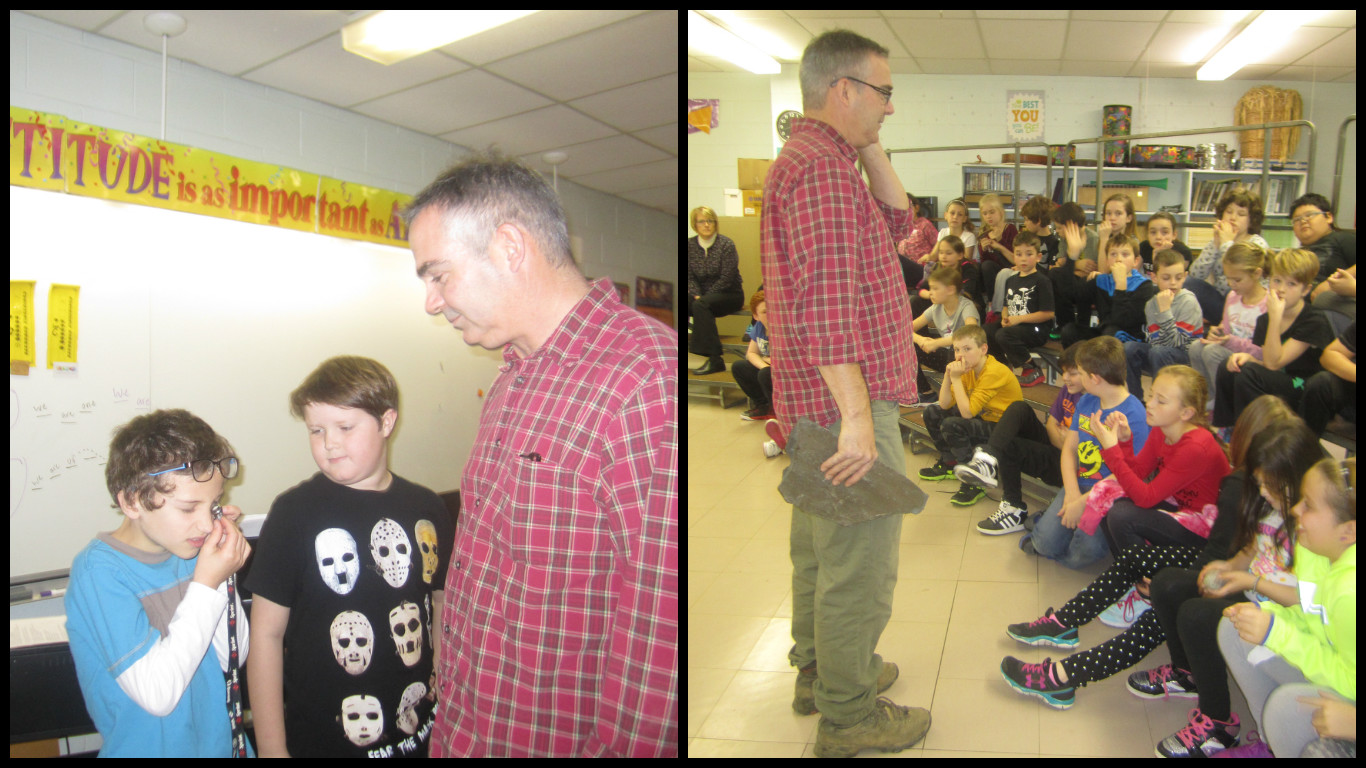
689, 64, 1357, 236
10, 11, 677, 327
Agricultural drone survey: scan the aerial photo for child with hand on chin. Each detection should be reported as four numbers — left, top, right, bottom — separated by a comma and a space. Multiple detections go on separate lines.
66, 409, 253, 757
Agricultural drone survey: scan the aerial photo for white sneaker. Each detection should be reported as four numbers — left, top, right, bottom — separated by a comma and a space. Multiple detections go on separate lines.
762, 439, 783, 458
976, 499, 1027, 535
954, 446, 999, 489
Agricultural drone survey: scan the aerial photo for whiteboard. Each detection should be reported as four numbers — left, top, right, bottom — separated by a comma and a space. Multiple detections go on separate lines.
10, 185, 504, 578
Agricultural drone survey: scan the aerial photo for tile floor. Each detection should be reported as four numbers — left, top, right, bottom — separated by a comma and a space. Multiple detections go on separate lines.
686, 387, 1257, 758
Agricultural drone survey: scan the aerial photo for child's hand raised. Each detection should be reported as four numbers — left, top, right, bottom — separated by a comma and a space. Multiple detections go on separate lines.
1104, 410, 1132, 444
193, 518, 251, 590
1089, 409, 1121, 449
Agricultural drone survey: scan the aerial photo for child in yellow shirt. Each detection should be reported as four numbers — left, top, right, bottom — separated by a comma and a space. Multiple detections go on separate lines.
918, 324, 1024, 505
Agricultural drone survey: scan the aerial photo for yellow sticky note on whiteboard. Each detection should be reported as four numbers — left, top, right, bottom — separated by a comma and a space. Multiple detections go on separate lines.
48, 284, 80, 370
10, 280, 36, 366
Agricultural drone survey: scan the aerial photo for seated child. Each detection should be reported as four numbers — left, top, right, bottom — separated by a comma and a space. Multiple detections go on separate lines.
976, 193, 1018, 303
996, 397, 1302, 715
1124, 249, 1206, 398
1213, 248, 1335, 429
911, 235, 981, 318
1187, 242, 1269, 408
1060, 233, 1156, 350
917, 324, 1022, 506
983, 230, 1055, 387
1090, 365, 1230, 555
1215, 457, 1356, 758
1027, 336, 1151, 570
732, 289, 773, 421
66, 409, 252, 757
1142, 422, 1327, 757
959, 342, 1085, 534
247, 356, 453, 757
1301, 320, 1356, 434
1049, 201, 1101, 328
1018, 195, 1062, 268
911, 265, 980, 398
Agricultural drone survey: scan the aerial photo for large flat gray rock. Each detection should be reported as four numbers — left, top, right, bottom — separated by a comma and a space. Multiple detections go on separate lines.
777, 418, 928, 526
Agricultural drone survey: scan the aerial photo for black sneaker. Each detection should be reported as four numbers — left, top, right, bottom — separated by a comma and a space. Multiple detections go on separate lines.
976, 499, 1027, 535
949, 482, 985, 506
1126, 664, 1199, 699
953, 446, 1000, 488
1156, 708, 1241, 757
918, 460, 955, 481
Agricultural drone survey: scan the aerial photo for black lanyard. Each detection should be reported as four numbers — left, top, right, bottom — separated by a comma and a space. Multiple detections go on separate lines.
225, 572, 246, 757
213, 503, 247, 758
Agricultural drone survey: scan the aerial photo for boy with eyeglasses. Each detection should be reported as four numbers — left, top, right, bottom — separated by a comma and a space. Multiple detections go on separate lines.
66, 408, 253, 756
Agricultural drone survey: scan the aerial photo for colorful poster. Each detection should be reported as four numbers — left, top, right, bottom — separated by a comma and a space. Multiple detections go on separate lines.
1007, 91, 1044, 144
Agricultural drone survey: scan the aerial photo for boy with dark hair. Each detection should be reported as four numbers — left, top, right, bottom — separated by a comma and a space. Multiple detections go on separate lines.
1061, 233, 1157, 349
984, 231, 1055, 387
957, 343, 1086, 534
67, 409, 252, 757
1025, 336, 1151, 569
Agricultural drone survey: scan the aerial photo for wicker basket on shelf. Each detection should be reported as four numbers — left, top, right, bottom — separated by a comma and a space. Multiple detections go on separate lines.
1235, 85, 1303, 161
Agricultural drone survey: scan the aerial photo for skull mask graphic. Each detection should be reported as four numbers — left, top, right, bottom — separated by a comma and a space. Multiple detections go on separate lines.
315, 528, 360, 595
389, 600, 423, 667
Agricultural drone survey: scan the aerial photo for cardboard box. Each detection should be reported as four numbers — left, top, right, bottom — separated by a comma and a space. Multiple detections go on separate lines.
738, 158, 772, 189
1077, 186, 1149, 211
741, 189, 763, 217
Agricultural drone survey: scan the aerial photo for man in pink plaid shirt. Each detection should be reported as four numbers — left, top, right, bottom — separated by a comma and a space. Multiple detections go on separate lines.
405, 151, 677, 756
761, 29, 931, 757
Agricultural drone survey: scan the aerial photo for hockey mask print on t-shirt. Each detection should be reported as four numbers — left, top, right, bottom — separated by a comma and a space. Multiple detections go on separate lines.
415, 519, 438, 584
330, 610, 375, 676
316, 528, 361, 595
370, 518, 411, 588
340, 694, 384, 747
389, 600, 423, 667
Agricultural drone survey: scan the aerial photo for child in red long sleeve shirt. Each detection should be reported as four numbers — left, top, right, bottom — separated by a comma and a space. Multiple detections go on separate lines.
1087, 365, 1231, 544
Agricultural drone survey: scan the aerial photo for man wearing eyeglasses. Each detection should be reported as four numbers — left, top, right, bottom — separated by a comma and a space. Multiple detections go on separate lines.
761, 28, 929, 757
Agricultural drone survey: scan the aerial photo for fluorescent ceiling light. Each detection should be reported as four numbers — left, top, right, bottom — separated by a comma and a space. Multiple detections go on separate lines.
342, 10, 540, 65
1179, 11, 1251, 64
688, 10, 780, 74
1197, 10, 1320, 80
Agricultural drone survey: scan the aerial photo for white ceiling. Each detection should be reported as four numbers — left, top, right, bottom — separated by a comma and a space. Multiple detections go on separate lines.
25, 9, 678, 215
690, 10, 1357, 83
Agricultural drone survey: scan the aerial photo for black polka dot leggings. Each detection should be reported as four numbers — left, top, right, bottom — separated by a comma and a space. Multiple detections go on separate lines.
1052, 543, 1202, 687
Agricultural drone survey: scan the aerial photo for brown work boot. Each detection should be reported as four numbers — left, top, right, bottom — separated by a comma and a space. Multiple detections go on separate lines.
792, 662, 900, 716
814, 696, 931, 758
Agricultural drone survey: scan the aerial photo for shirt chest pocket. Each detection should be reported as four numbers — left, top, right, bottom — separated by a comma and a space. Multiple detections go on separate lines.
506, 452, 609, 570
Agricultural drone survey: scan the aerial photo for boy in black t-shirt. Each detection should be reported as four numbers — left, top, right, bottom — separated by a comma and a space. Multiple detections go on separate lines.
985, 231, 1055, 387
246, 357, 454, 757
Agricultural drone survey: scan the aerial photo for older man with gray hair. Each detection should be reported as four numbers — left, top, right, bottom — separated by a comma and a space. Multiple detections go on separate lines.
405, 151, 677, 756
761, 29, 929, 757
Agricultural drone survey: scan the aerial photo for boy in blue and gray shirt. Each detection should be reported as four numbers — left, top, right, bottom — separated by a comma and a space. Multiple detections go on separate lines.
1124, 249, 1205, 398
66, 409, 252, 757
